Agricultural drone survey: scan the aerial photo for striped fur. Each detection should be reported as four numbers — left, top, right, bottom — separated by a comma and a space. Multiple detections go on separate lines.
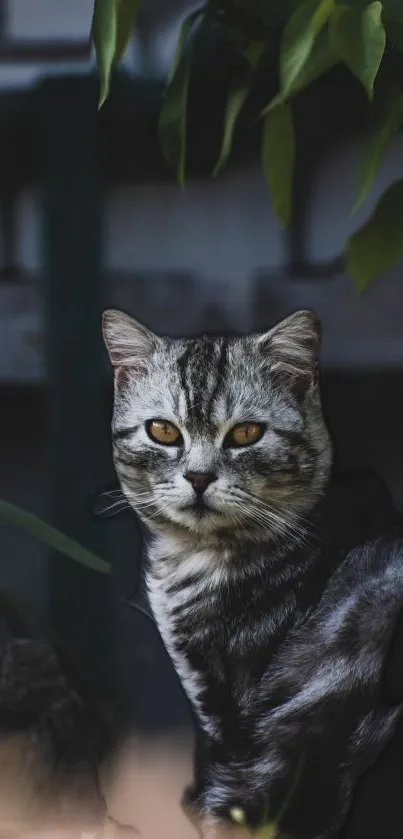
103, 309, 403, 837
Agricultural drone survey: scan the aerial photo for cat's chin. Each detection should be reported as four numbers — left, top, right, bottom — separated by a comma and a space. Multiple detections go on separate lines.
166, 505, 231, 534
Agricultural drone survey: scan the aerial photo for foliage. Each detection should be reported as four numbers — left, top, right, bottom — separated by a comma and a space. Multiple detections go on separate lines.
92, 0, 403, 289
0, 499, 110, 574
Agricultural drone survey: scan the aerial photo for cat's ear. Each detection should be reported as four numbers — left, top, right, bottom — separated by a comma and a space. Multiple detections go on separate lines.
102, 309, 157, 372
258, 310, 321, 397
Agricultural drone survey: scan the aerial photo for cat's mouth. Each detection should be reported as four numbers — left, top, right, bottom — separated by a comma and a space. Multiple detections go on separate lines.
181, 498, 214, 516
170, 498, 231, 532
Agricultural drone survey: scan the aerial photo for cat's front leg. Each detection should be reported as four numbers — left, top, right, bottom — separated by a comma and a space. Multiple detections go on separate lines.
182, 773, 332, 839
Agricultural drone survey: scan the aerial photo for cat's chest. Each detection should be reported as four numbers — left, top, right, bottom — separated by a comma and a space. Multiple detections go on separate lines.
145, 541, 296, 736
145, 548, 225, 734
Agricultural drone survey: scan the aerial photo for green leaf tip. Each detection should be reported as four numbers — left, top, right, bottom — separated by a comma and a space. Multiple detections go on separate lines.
262, 103, 295, 228
280, 0, 335, 98
213, 86, 250, 177
159, 54, 191, 188
93, 0, 142, 109
346, 178, 403, 291
213, 39, 265, 179
329, 1, 386, 99
354, 84, 403, 212
159, 9, 202, 187
0, 498, 111, 575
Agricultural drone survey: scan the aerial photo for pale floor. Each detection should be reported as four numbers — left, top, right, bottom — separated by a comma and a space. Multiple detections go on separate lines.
0, 732, 249, 839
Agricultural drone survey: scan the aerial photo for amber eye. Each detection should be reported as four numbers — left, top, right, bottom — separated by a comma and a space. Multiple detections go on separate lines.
224, 422, 265, 448
146, 419, 182, 446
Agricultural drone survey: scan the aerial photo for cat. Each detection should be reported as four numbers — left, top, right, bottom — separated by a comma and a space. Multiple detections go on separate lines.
102, 307, 403, 838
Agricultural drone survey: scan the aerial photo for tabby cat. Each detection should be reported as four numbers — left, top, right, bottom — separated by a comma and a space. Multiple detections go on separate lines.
103, 307, 403, 838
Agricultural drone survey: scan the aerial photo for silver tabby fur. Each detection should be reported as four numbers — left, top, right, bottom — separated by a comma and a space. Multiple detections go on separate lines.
103, 308, 403, 838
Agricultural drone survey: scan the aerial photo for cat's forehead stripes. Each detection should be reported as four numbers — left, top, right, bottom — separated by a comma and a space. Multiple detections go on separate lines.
176, 337, 229, 426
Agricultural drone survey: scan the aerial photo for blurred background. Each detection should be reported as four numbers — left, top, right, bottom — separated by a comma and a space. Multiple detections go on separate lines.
0, 0, 402, 740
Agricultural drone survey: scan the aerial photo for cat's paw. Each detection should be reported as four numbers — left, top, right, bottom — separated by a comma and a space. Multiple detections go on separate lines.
181, 782, 205, 828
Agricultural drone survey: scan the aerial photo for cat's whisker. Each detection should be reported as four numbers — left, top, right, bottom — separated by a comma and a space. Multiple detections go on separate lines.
231, 500, 311, 549
230, 487, 320, 547
101, 499, 130, 513
229, 492, 291, 531
229, 501, 290, 540
103, 489, 126, 497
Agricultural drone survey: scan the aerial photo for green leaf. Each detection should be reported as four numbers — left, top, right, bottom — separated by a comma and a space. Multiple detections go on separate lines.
159, 10, 202, 186
114, 0, 141, 65
346, 179, 403, 291
167, 8, 202, 85
0, 499, 111, 575
284, 26, 337, 94
263, 28, 336, 113
295, 29, 337, 88
213, 86, 250, 177
262, 103, 295, 227
329, 1, 386, 99
243, 41, 266, 66
159, 55, 191, 188
354, 85, 403, 210
92, 0, 141, 108
213, 41, 264, 178
92, 0, 117, 108
280, 0, 335, 96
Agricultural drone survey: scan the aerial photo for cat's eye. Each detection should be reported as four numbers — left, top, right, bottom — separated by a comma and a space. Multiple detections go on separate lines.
224, 422, 265, 448
146, 419, 182, 446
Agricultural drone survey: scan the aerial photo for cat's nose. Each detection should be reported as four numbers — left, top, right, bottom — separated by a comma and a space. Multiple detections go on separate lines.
184, 471, 217, 495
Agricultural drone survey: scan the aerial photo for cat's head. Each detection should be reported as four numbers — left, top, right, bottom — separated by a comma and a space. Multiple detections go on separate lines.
102, 309, 332, 544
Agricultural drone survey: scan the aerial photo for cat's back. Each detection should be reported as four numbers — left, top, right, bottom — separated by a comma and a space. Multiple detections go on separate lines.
261, 526, 403, 707
320, 525, 403, 623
